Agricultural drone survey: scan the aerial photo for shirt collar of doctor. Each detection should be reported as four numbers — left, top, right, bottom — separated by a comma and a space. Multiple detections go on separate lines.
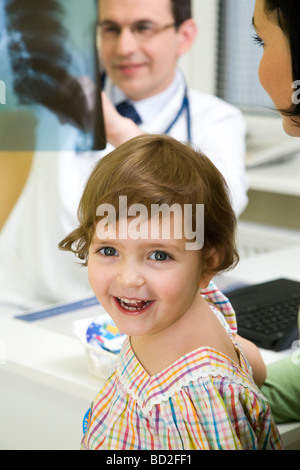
105, 68, 184, 124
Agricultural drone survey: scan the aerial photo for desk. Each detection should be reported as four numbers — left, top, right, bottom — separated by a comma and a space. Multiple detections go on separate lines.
224, 246, 300, 449
1, 247, 300, 450
242, 154, 300, 231
0, 317, 101, 450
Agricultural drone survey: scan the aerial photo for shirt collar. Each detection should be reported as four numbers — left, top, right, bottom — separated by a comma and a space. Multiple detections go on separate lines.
104, 68, 185, 124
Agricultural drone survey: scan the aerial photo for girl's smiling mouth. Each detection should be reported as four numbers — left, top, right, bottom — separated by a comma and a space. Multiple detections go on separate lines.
114, 297, 154, 315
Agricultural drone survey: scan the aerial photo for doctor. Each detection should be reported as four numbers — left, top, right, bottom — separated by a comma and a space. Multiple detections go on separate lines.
0, 0, 248, 314
100, 0, 248, 216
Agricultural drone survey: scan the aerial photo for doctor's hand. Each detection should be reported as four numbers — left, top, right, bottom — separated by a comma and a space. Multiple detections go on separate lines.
101, 92, 144, 148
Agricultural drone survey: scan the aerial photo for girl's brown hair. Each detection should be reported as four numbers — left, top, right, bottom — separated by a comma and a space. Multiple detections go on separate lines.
59, 134, 239, 272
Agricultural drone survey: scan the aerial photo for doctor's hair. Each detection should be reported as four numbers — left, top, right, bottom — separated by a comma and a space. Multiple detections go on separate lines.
170, 0, 192, 26
264, 0, 300, 124
97, 0, 192, 26
59, 134, 239, 273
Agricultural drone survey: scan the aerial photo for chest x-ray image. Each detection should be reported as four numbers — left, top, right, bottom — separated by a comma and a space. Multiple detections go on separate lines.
0, 0, 106, 151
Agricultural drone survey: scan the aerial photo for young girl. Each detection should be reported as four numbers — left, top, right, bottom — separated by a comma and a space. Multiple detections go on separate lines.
59, 134, 282, 450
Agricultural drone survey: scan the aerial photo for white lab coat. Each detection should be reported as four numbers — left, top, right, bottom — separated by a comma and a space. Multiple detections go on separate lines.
0, 69, 248, 314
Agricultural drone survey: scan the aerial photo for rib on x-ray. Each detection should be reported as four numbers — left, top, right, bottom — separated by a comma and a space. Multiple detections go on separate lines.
2, 0, 106, 151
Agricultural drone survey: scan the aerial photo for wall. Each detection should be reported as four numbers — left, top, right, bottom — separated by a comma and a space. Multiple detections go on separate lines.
180, 0, 219, 95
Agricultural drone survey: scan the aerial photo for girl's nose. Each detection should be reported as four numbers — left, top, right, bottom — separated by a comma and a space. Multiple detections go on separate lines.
116, 261, 145, 288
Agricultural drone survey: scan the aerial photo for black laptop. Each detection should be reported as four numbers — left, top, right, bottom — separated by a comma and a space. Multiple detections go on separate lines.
225, 278, 300, 351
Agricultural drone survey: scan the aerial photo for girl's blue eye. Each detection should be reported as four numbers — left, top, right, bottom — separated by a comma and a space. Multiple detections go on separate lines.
99, 247, 118, 256
252, 34, 264, 47
149, 251, 170, 261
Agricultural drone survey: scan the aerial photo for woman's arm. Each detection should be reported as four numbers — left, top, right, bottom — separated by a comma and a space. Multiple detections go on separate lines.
236, 334, 267, 388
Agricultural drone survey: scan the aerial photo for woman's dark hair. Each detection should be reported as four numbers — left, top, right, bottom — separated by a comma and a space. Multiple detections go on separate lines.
264, 0, 300, 123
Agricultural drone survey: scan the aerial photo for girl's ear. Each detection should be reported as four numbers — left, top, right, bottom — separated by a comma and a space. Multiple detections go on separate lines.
198, 248, 221, 289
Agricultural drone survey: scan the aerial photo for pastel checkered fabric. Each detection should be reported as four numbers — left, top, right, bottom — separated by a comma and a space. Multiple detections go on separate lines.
81, 283, 283, 450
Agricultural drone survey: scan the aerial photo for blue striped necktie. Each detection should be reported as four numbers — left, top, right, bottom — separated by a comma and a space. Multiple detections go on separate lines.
116, 101, 142, 125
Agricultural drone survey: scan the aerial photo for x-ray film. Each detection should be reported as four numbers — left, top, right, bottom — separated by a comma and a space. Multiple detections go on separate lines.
0, 0, 106, 151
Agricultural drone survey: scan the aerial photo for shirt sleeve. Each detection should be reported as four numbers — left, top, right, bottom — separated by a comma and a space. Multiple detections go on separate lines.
189, 90, 248, 217
261, 354, 300, 424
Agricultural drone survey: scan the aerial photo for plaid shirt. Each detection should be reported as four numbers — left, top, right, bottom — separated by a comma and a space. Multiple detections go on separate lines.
81, 283, 283, 450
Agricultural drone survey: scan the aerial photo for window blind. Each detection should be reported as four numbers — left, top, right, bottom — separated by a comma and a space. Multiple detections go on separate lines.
216, 0, 273, 114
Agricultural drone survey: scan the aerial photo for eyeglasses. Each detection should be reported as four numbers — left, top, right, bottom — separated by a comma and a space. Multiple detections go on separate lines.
97, 20, 178, 42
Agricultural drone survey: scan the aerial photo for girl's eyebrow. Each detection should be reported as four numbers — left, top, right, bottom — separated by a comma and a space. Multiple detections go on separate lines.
144, 242, 182, 253
90, 235, 183, 253
90, 235, 116, 245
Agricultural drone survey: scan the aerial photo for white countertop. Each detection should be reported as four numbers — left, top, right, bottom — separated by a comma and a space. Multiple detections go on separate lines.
0, 317, 102, 400
227, 245, 300, 284
247, 154, 300, 196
